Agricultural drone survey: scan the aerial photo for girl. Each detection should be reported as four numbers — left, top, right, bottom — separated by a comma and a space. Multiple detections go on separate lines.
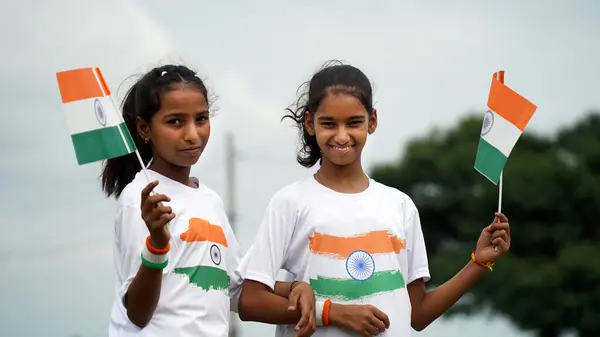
238, 60, 511, 337
102, 64, 316, 337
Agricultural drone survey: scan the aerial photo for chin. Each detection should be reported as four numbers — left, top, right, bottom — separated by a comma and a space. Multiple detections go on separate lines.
325, 155, 358, 167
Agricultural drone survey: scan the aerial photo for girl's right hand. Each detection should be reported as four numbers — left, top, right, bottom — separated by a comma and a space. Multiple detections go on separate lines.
140, 180, 175, 249
328, 303, 390, 336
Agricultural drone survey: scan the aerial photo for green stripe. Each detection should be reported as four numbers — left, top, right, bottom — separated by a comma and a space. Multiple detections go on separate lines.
71, 122, 136, 165
174, 265, 230, 294
474, 137, 507, 185
310, 270, 405, 301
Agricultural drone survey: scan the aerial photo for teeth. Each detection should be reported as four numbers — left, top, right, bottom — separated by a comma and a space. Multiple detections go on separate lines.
333, 146, 352, 152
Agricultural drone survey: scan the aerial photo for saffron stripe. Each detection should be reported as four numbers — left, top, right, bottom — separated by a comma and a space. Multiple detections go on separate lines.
180, 218, 228, 247
310, 270, 405, 301
309, 230, 406, 259
174, 265, 230, 294
487, 71, 537, 131
56, 68, 106, 103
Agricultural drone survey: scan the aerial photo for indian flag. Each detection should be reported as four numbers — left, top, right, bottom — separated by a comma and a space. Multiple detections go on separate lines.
56, 67, 136, 165
174, 217, 230, 294
474, 71, 537, 184
308, 230, 406, 301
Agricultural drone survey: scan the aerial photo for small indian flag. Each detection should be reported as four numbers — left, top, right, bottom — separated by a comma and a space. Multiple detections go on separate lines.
308, 230, 407, 301
174, 218, 230, 294
474, 71, 537, 184
56, 67, 136, 165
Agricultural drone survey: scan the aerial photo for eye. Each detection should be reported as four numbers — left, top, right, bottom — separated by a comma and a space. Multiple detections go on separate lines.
196, 116, 209, 123
320, 121, 335, 128
349, 120, 364, 126
167, 119, 183, 125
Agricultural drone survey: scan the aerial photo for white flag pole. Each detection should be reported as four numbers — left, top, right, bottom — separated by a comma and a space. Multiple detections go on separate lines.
494, 70, 505, 253
93, 68, 178, 251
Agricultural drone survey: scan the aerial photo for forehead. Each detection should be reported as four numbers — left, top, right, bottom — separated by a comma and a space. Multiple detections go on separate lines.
315, 93, 368, 119
159, 86, 208, 113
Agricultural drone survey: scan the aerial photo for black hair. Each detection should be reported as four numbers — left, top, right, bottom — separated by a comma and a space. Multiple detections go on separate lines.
101, 64, 209, 198
282, 60, 374, 168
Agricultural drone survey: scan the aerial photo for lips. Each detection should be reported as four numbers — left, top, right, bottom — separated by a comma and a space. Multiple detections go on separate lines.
181, 146, 202, 154
329, 144, 353, 153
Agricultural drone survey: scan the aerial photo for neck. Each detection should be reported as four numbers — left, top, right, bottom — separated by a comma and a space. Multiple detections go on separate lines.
317, 158, 369, 193
149, 157, 193, 187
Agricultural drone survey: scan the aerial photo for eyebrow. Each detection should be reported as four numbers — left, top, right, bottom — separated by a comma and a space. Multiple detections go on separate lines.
164, 110, 209, 118
317, 115, 366, 121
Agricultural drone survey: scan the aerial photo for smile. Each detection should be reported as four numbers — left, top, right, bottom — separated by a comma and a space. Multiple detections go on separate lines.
330, 145, 353, 153
181, 147, 201, 154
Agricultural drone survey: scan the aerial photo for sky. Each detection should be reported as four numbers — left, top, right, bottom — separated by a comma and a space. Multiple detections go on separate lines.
1, 0, 598, 336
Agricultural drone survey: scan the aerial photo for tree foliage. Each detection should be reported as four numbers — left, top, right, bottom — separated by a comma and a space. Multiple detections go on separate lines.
370, 111, 600, 337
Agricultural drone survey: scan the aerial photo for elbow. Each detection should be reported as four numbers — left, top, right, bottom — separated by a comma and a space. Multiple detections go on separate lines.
127, 309, 151, 329
411, 316, 431, 332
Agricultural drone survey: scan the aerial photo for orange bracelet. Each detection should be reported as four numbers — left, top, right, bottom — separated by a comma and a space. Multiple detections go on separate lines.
471, 250, 494, 271
146, 236, 170, 255
322, 299, 332, 326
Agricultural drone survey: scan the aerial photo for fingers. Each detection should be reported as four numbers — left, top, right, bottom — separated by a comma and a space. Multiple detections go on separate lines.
295, 299, 315, 337
288, 288, 300, 311
491, 229, 509, 243
493, 237, 510, 253
140, 180, 159, 205
495, 212, 509, 223
370, 306, 390, 329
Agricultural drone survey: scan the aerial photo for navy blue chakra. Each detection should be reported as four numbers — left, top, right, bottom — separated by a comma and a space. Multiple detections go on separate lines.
210, 244, 221, 265
346, 250, 375, 281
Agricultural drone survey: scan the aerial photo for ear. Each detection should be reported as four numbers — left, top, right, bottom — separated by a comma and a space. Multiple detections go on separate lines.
368, 109, 378, 135
136, 116, 151, 143
304, 111, 315, 136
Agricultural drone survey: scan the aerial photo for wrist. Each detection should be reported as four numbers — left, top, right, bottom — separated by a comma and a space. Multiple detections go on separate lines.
327, 302, 341, 326
149, 235, 169, 250
471, 250, 494, 271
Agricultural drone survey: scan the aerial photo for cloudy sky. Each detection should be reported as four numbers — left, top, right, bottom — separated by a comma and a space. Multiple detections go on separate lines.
1, 1, 598, 336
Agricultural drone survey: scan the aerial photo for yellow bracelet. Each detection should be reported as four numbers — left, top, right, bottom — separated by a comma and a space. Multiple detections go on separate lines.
471, 250, 494, 271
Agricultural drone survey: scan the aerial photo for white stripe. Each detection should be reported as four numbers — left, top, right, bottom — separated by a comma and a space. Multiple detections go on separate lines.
309, 252, 400, 280
315, 300, 324, 326
176, 241, 228, 270
63, 96, 121, 135
142, 244, 168, 264
481, 108, 522, 157
92, 68, 132, 154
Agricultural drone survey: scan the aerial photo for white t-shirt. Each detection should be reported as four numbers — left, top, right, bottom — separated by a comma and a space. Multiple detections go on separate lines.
239, 176, 430, 337
109, 170, 243, 337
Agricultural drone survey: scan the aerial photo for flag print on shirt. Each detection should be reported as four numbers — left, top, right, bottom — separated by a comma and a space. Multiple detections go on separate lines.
174, 218, 230, 294
308, 230, 407, 301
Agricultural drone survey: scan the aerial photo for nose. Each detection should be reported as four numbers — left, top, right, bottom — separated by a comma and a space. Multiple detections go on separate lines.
183, 122, 200, 143
334, 126, 351, 145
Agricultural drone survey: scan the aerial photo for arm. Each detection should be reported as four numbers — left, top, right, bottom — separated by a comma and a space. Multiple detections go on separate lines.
407, 262, 486, 331
118, 181, 174, 328
408, 213, 511, 331
236, 192, 299, 324
239, 280, 303, 324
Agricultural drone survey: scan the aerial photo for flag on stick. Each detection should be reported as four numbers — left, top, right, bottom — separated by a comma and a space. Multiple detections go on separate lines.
56, 67, 136, 165
474, 71, 537, 184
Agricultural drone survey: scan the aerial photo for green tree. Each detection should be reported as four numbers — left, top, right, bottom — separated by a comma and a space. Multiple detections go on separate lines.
370, 111, 600, 337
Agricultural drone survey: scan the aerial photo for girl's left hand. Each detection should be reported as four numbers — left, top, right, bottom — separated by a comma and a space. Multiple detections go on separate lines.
287, 281, 316, 337
475, 212, 511, 264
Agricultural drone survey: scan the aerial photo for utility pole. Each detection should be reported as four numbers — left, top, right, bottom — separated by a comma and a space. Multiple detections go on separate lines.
225, 132, 238, 337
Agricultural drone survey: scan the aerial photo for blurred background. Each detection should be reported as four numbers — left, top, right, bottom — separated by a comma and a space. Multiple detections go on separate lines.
1, 1, 599, 337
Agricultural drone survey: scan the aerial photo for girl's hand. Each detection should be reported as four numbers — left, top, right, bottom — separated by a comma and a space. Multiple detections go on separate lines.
475, 212, 511, 264
287, 281, 316, 337
140, 180, 175, 249
329, 303, 390, 337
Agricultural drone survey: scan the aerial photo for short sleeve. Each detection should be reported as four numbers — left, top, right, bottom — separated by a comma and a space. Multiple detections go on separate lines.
113, 205, 149, 304
223, 220, 243, 313
237, 192, 297, 291
404, 199, 431, 284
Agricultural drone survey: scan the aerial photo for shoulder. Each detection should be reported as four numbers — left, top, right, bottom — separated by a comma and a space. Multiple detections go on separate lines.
369, 179, 418, 214
267, 177, 314, 209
